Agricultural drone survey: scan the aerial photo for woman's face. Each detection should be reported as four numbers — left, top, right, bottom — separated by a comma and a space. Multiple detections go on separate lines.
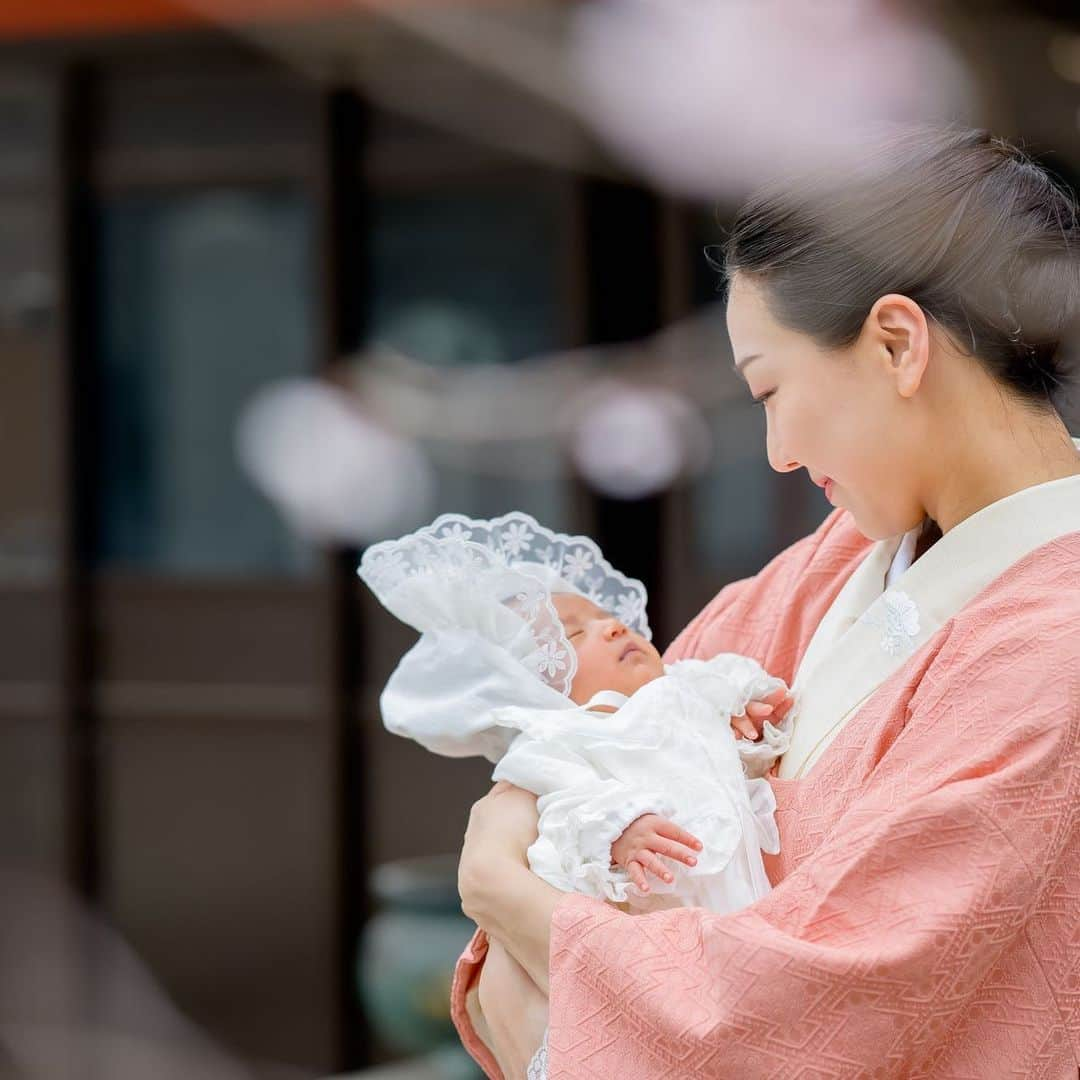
552, 593, 664, 705
725, 272, 927, 540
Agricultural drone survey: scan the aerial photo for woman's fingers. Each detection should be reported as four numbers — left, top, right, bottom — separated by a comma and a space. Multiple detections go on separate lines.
459, 781, 540, 912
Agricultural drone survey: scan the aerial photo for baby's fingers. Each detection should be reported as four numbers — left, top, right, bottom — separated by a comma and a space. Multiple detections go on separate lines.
760, 687, 795, 719
627, 859, 650, 892
653, 819, 704, 853
731, 713, 759, 740
647, 837, 698, 867
636, 850, 675, 885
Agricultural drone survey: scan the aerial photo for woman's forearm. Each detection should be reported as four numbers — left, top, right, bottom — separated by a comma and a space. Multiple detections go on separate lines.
465, 859, 561, 994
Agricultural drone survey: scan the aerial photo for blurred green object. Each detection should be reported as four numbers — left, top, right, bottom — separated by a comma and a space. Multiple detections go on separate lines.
358, 853, 480, 1073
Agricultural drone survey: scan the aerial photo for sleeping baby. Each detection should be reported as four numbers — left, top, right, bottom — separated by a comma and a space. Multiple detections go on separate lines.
358, 511, 794, 912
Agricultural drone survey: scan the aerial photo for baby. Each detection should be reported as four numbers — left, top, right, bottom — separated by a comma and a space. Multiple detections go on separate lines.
547, 590, 790, 893
359, 511, 794, 910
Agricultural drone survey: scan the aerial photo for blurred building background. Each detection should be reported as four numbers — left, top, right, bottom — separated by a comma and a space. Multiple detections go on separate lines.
0, 1, 1078, 1076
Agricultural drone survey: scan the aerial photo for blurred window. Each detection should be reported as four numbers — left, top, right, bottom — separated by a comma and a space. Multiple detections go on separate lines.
367, 184, 573, 530
95, 189, 317, 576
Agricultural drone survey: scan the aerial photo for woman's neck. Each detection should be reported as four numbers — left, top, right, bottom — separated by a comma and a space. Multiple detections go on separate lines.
925, 409, 1080, 535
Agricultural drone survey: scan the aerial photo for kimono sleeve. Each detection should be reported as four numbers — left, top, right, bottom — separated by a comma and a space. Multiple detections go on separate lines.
545, 621, 1080, 1078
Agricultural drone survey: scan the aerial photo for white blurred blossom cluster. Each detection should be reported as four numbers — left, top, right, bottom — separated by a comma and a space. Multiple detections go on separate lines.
570, 0, 974, 199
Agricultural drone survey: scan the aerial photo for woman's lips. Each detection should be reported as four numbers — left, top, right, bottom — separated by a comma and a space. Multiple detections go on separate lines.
824, 478, 835, 503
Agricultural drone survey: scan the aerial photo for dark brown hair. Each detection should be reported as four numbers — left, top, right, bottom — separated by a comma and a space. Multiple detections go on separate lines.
720, 127, 1080, 409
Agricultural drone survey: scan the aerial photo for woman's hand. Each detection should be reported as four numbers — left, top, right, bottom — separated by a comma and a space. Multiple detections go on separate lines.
610, 813, 702, 893
731, 687, 794, 741
458, 781, 540, 924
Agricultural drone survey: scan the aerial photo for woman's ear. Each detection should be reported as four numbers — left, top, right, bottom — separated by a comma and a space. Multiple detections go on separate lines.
865, 293, 930, 399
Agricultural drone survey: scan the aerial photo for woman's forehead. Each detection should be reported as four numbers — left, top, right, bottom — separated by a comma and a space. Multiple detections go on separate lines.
727, 274, 792, 354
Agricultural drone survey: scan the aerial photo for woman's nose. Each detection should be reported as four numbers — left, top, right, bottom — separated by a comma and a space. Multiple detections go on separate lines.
766, 432, 800, 473
772, 457, 800, 473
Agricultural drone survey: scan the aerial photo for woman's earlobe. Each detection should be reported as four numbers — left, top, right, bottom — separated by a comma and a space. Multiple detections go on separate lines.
894, 345, 929, 398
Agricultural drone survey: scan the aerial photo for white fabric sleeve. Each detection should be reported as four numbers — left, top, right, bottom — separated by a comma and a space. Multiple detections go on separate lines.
667, 653, 792, 779
491, 731, 677, 901
491, 731, 608, 798
490, 699, 682, 894
528, 778, 679, 903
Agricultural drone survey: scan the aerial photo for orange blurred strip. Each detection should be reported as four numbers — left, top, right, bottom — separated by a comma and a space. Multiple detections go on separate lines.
0, 0, 507, 40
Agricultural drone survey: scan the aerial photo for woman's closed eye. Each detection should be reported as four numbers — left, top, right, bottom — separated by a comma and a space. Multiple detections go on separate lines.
751, 389, 775, 407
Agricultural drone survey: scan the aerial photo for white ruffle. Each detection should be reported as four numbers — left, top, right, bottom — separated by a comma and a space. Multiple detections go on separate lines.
667, 653, 792, 779
736, 717, 793, 780
543, 785, 678, 903
746, 776, 780, 854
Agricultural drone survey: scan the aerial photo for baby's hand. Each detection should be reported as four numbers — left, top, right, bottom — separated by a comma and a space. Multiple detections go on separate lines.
610, 813, 702, 893
731, 687, 794, 741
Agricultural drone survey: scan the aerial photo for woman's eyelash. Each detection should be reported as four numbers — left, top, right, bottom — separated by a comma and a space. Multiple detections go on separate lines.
751, 390, 775, 407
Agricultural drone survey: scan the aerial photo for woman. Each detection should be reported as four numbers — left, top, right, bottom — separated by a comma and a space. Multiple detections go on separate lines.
453, 128, 1080, 1079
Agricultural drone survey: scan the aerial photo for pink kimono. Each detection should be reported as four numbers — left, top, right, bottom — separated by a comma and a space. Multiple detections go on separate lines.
450, 506, 1080, 1078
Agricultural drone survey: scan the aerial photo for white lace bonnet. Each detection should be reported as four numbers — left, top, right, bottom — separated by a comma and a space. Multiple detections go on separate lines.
357, 511, 652, 762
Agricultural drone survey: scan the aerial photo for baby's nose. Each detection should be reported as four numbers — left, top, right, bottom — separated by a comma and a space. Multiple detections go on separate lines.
603, 620, 626, 639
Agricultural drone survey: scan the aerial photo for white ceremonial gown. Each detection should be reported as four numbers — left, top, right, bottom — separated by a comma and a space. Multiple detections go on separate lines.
489, 653, 790, 913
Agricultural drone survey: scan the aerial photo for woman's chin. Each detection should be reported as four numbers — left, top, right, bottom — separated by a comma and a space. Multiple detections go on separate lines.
849, 507, 923, 543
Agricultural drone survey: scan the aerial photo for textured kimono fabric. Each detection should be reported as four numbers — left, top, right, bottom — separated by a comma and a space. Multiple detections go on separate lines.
450, 509, 1080, 1079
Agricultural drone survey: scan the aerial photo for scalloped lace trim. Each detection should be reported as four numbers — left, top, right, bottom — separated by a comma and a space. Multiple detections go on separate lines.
359, 511, 652, 696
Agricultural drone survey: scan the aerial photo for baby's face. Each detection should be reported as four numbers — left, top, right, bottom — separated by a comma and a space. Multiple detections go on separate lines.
552, 593, 665, 706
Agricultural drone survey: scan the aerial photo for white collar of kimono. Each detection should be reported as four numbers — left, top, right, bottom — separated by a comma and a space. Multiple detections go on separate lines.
779, 442, 1080, 779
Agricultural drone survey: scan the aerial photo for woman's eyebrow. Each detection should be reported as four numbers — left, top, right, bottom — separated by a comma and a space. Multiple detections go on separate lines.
733, 353, 762, 376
